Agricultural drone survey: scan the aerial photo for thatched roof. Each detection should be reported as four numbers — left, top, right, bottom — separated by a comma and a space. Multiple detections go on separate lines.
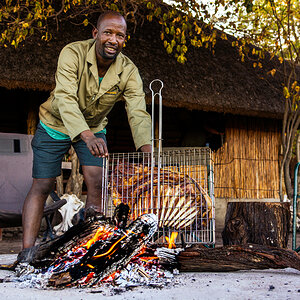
0, 15, 296, 119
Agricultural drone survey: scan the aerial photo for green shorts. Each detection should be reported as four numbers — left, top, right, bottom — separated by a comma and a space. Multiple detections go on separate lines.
31, 123, 107, 178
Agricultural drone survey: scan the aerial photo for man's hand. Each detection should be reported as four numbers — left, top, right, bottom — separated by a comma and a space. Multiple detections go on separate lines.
80, 130, 108, 157
140, 144, 152, 164
140, 144, 152, 153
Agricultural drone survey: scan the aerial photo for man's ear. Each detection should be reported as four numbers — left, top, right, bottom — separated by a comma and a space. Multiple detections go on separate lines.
92, 28, 98, 39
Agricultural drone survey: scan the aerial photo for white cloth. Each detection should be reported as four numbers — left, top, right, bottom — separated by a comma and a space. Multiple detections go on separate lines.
53, 194, 84, 234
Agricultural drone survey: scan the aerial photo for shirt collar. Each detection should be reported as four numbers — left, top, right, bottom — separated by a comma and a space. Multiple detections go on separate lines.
87, 39, 124, 76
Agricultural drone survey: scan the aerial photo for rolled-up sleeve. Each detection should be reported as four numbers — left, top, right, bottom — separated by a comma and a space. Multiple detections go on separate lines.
54, 46, 90, 140
124, 68, 152, 150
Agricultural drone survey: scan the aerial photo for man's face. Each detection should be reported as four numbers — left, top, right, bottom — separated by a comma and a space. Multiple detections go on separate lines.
93, 15, 127, 61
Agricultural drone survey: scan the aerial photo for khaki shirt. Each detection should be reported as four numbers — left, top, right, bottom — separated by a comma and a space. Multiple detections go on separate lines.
40, 39, 151, 150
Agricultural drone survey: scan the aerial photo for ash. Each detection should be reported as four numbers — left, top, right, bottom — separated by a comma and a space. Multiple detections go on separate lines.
104, 257, 177, 288
9, 247, 180, 290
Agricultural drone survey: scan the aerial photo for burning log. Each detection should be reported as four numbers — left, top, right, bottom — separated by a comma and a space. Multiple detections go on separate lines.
177, 243, 300, 272
32, 214, 158, 287
110, 162, 212, 229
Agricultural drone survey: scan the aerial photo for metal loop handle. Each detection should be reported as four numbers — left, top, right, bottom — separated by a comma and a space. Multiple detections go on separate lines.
149, 79, 164, 98
149, 79, 164, 153
149, 79, 164, 213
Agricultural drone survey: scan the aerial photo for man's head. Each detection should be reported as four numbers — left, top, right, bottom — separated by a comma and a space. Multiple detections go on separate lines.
93, 11, 127, 62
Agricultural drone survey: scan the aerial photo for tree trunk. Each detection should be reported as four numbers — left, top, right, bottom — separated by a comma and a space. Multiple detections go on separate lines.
177, 243, 300, 272
222, 202, 290, 248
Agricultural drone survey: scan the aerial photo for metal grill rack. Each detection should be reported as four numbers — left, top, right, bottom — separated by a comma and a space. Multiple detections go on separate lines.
103, 80, 215, 246
103, 148, 215, 246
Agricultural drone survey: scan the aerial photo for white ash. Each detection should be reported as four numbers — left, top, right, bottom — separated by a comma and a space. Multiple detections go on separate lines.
111, 260, 177, 288
10, 247, 180, 290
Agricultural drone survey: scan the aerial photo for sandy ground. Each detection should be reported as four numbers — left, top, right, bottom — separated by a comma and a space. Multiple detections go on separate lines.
1, 253, 300, 300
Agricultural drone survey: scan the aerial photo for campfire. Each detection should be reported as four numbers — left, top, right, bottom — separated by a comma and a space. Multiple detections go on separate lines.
13, 207, 182, 289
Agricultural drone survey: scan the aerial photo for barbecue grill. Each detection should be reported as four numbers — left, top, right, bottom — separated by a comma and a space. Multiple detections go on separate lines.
102, 80, 215, 246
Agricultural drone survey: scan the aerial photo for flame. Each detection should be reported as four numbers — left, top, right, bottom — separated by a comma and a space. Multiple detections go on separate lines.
101, 271, 118, 282
87, 264, 95, 269
140, 256, 158, 262
82, 225, 114, 249
93, 229, 136, 259
165, 232, 178, 249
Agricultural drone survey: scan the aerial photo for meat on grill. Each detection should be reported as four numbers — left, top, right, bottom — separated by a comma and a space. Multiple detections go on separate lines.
109, 162, 213, 229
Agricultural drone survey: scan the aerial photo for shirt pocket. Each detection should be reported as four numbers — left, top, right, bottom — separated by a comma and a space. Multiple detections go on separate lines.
83, 98, 115, 125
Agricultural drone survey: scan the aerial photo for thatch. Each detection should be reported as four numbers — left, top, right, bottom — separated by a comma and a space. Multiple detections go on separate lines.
0, 15, 296, 119
214, 116, 281, 199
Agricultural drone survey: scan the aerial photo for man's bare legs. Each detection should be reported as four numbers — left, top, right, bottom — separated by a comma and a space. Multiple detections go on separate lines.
82, 165, 105, 214
22, 178, 55, 249
22, 166, 103, 250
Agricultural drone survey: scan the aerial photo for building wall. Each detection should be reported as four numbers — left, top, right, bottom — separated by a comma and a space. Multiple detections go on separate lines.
214, 115, 282, 200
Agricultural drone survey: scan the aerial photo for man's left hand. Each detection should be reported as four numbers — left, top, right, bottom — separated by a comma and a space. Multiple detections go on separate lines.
140, 144, 152, 153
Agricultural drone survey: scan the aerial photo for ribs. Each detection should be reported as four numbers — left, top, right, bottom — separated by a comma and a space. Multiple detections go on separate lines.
110, 162, 212, 229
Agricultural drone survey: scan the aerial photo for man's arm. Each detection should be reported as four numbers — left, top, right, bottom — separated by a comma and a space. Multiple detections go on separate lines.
54, 46, 107, 157
54, 46, 90, 140
123, 68, 152, 151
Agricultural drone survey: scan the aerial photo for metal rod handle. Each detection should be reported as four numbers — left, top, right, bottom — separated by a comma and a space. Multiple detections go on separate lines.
149, 79, 164, 214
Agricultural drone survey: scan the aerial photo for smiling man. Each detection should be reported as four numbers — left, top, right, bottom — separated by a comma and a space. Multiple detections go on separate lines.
19, 11, 151, 261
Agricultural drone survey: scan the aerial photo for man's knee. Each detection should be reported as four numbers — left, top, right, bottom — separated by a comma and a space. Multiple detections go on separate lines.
31, 178, 56, 196
83, 166, 104, 190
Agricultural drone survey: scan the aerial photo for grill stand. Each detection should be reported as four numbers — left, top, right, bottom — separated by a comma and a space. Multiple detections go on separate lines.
103, 80, 215, 247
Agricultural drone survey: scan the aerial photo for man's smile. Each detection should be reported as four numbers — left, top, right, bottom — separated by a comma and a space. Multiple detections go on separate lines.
105, 44, 118, 54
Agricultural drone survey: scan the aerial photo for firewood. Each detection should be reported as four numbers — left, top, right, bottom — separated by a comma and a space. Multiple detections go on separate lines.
222, 202, 290, 248
47, 214, 158, 287
177, 243, 300, 272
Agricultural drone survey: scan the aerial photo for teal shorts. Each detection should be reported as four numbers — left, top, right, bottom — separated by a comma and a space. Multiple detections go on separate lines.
31, 123, 107, 178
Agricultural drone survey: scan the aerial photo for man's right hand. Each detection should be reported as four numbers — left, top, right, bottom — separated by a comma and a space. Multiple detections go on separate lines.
80, 130, 108, 157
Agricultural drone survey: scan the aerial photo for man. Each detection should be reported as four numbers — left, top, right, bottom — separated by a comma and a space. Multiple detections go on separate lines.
19, 11, 151, 260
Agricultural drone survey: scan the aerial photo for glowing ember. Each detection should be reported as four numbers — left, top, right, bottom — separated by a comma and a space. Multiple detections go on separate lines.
165, 232, 178, 249
46, 214, 158, 287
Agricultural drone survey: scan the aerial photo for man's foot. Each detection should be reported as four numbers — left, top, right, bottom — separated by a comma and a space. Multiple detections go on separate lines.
72, 206, 104, 225
85, 206, 104, 219
16, 245, 39, 264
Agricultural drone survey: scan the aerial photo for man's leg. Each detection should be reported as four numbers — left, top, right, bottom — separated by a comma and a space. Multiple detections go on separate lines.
22, 122, 71, 251
73, 131, 107, 216
22, 178, 55, 249
82, 165, 105, 214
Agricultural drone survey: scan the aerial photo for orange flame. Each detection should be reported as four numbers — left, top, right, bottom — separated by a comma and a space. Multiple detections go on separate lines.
82, 226, 114, 249
165, 232, 178, 249
93, 230, 136, 259
86, 264, 95, 269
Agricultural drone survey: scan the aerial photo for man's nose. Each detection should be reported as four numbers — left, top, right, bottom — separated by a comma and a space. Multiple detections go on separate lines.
109, 34, 117, 44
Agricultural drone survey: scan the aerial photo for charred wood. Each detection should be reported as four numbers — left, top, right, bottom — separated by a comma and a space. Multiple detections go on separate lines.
47, 214, 157, 287
177, 244, 300, 272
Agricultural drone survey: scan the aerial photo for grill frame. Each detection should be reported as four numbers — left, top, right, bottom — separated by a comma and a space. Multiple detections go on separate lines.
102, 79, 215, 246
103, 147, 215, 246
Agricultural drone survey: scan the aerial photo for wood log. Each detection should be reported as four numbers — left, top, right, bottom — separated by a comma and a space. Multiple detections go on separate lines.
222, 202, 290, 248
177, 243, 300, 272
20, 204, 132, 268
